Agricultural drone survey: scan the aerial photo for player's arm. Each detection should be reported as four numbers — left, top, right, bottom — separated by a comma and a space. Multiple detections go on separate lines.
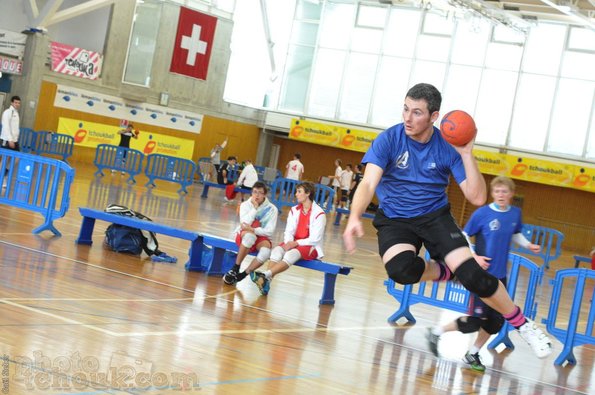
512, 232, 541, 253
455, 139, 486, 206
343, 163, 383, 253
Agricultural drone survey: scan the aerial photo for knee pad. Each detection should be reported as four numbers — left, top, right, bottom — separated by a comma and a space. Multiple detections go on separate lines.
241, 232, 257, 248
454, 258, 499, 298
256, 247, 271, 263
480, 315, 504, 335
282, 248, 302, 266
270, 246, 284, 262
384, 251, 425, 285
456, 316, 482, 334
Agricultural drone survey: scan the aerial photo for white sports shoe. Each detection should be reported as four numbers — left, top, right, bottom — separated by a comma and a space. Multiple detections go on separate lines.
517, 319, 552, 358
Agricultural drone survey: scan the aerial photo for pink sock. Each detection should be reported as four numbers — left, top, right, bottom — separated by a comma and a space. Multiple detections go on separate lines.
436, 261, 452, 281
503, 306, 527, 329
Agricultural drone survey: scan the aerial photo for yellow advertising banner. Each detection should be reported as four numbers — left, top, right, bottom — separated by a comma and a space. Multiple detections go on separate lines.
57, 117, 195, 159
288, 118, 594, 193
290, 118, 377, 153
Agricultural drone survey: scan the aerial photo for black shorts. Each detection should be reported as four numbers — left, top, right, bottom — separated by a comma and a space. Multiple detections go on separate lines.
372, 204, 469, 260
340, 189, 349, 202
469, 277, 507, 318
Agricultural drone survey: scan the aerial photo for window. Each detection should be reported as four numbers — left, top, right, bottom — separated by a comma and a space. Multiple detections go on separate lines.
122, 0, 163, 86
338, 53, 378, 123
522, 23, 566, 75
370, 56, 412, 127
307, 48, 346, 117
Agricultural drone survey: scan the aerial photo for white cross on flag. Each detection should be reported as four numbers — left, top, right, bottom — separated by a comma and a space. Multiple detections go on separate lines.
170, 7, 217, 80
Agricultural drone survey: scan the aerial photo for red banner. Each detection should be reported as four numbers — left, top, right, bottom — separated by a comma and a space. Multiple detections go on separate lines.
170, 7, 217, 80
50, 42, 102, 80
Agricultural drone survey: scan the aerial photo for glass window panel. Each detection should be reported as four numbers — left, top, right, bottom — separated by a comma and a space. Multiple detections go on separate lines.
492, 25, 525, 44
338, 53, 379, 123
356, 4, 386, 28
441, 65, 482, 115
296, 0, 322, 21
567, 26, 595, 51
416, 34, 451, 62
291, 21, 319, 45
522, 23, 566, 75
351, 27, 382, 53
587, 104, 595, 159
422, 11, 453, 36
213, 0, 235, 13
307, 48, 346, 118
508, 74, 556, 151
409, 60, 446, 93
547, 79, 594, 156
279, 45, 315, 112
561, 51, 595, 80
474, 69, 518, 145
383, 8, 421, 57
318, 2, 354, 49
370, 56, 413, 127
485, 42, 523, 71
451, 17, 490, 66
123, 1, 162, 86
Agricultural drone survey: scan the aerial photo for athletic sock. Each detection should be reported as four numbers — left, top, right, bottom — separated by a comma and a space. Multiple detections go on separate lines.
436, 261, 453, 281
264, 270, 273, 280
503, 306, 527, 329
432, 327, 444, 336
236, 271, 247, 281
469, 345, 480, 354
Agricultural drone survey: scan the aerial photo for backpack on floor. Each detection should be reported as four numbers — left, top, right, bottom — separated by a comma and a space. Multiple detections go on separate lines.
104, 204, 161, 256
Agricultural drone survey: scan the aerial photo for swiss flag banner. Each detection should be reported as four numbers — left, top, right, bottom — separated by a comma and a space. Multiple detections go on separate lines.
170, 7, 217, 80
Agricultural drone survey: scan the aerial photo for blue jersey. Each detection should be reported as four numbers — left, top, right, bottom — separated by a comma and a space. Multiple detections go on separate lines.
464, 203, 523, 279
362, 123, 466, 218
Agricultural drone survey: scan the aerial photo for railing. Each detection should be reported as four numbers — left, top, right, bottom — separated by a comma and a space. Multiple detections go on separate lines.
270, 177, 335, 213
144, 153, 197, 194
510, 224, 564, 270
0, 150, 74, 236
93, 144, 144, 184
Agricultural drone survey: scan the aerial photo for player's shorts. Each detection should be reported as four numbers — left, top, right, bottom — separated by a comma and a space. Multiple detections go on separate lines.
340, 189, 349, 202
234, 232, 271, 253
373, 204, 469, 260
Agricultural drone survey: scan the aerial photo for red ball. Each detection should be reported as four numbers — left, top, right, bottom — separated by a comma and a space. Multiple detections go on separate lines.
440, 110, 477, 146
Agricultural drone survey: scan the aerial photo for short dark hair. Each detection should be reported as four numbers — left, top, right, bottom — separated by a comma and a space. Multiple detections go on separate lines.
11, 96, 21, 102
406, 83, 442, 114
128, 123, 134, 128
252, 181, 268, 194
346, 163, 353, 170
294, 153, 301, 160
356, 164, 364, 171
227, 156, 237, 161
296, 181, 316, 201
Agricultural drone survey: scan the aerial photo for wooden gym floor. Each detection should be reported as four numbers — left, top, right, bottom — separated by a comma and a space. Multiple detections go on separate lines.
0, 161, 592, 394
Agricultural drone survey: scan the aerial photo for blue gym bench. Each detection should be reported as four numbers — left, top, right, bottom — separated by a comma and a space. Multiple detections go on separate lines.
185, 232, 353, 305
76, 207, 202, 267
200, 181, 251, 198
573, 255, 591, 268
333, 207, 375, 226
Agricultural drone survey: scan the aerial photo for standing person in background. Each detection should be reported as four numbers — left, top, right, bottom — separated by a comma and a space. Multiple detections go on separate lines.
285, 153, 304, 181
343, 82, 552, 360
1, 96, 22, 188
114, 123, 138, 174
339, 164, 354, 209
349, 164, 364, 207
235, 159, 259, 201
328, 159, 343, 208
210, 138, 228, 177
426, 176, 541, 371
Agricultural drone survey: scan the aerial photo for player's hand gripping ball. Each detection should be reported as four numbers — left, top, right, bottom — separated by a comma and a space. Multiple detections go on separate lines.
134, 129, 140, 136
440, 110, 477, 146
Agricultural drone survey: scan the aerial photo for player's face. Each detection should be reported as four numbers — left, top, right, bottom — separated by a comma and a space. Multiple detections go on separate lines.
295, 187, 310, 204
402, 98, 439, 141
12, 100, 21, 109
251, 188, 266, 205
491, 184, 514, 209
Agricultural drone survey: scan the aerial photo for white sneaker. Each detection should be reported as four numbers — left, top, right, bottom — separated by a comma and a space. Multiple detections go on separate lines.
1, 179, 6, 189
517, 319, 552, 359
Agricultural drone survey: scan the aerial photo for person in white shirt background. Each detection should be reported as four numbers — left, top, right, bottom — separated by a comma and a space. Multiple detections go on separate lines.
285, 152, 304, 181
1, 95, 21, 188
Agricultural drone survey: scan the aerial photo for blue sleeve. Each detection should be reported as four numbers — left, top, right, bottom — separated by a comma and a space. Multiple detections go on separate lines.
464, 208, 481, 236
450, 150, 466, 185
362, 130, 392, 170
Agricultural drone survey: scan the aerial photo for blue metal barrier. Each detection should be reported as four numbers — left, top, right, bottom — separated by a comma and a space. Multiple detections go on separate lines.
254, 165, 281, 185
543, 268, 595, 366
270, 177, 335, 213
197, 157, 212, 183
385, 253, 542, 351
0, 150, 74, 236
511, 224, 564, 270
18, 128, 37, 153
33, 131, 74, 162
94, 144, 144, 184
145, 153, 197, 194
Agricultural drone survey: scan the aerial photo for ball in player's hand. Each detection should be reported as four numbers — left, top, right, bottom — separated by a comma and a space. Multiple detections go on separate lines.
440, 110, 477, 146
